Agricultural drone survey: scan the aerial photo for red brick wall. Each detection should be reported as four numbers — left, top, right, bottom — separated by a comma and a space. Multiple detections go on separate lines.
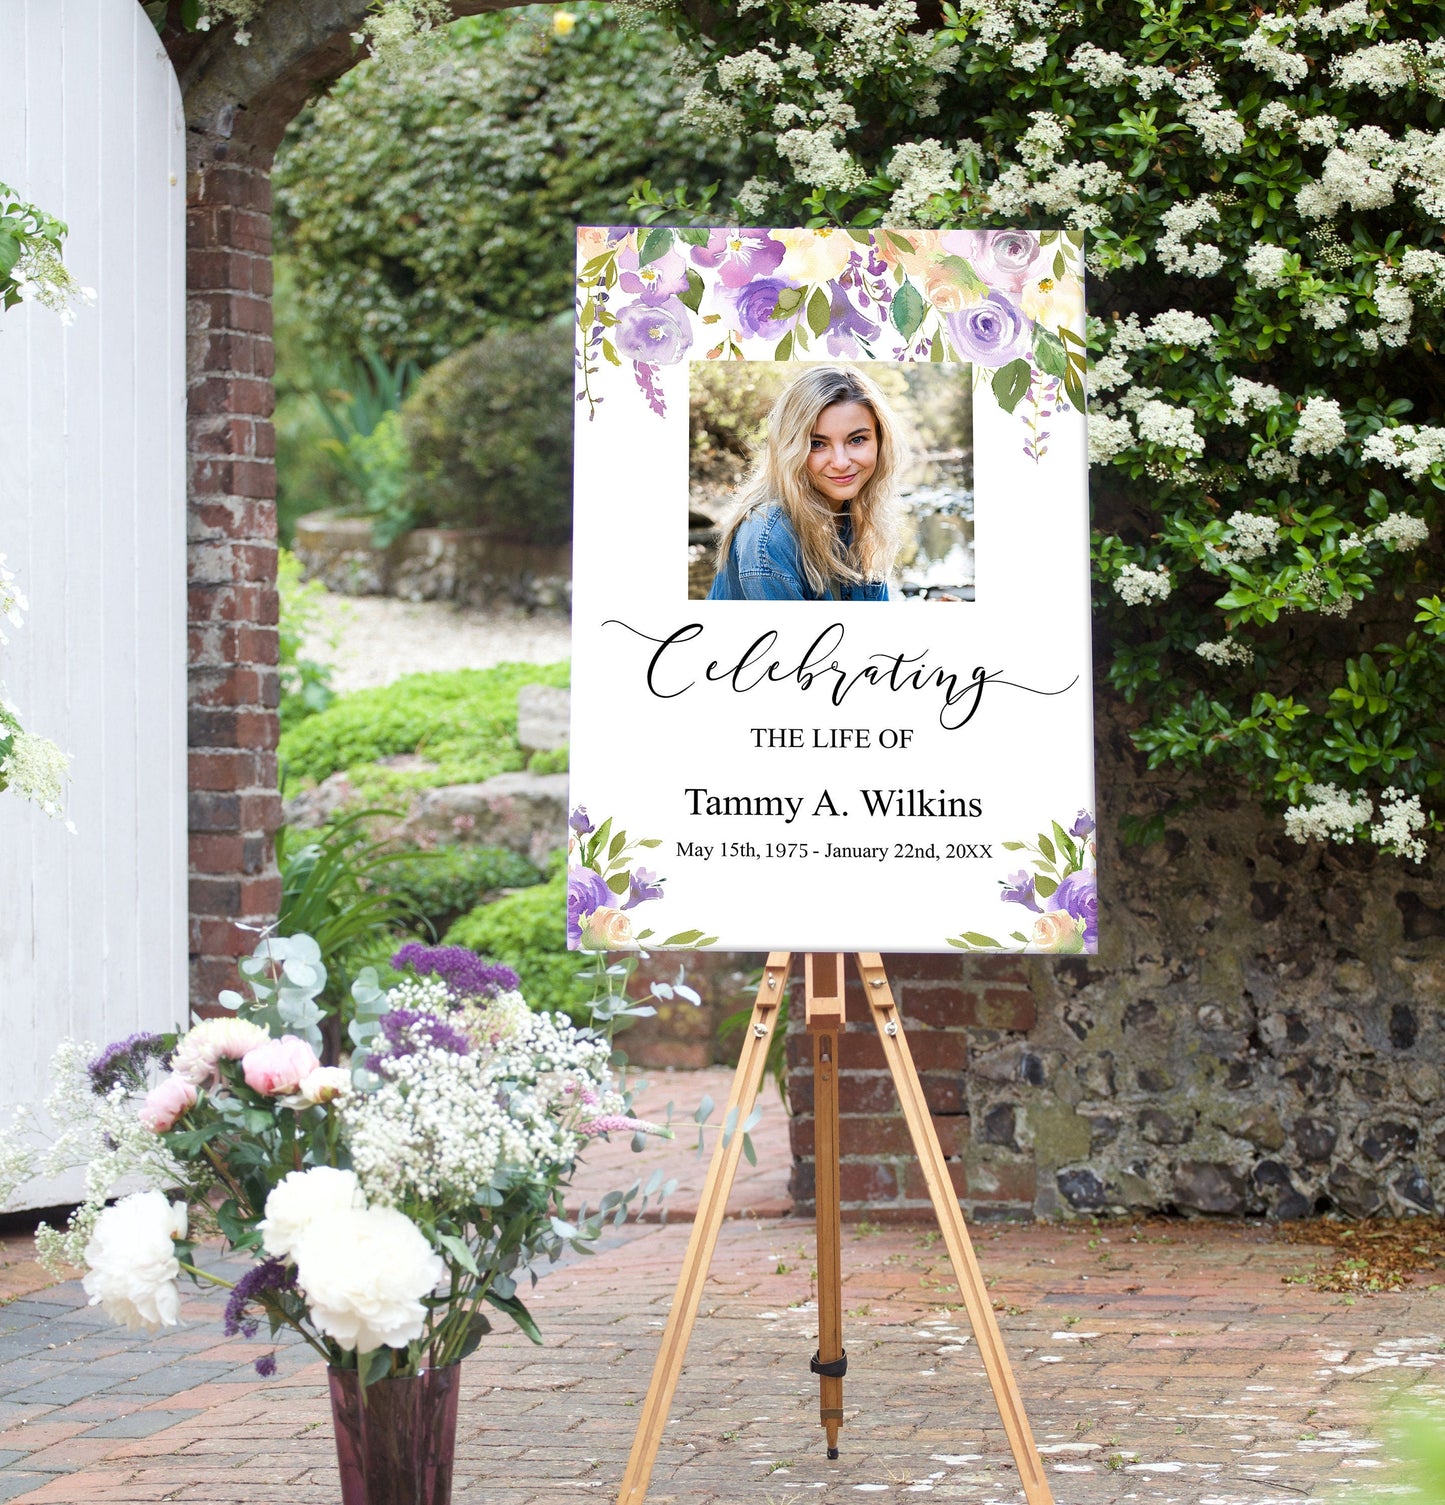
185, 155, 283, 1005
786, 954, 1038, 1221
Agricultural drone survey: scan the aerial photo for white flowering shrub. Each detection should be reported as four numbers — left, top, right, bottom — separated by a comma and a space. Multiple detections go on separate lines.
0, 554, 72, 828
0, 184, 94, 325
640, 0, 1444, 856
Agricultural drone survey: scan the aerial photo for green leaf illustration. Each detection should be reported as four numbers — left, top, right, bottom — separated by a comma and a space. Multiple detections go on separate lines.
638, 227, 674, 267
807, 286, 832, 338
891, 281, 926, 340
991, 359, 1032, 412
1033, 327, 1069, 380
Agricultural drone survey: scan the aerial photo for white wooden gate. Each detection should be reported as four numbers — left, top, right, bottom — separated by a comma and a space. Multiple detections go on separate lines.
0, 0, 187, 1207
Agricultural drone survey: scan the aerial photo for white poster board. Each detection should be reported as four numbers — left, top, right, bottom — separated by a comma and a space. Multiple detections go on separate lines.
569, 227, 1095, 955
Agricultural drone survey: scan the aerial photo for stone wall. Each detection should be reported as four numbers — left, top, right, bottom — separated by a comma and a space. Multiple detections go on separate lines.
768, 739, 1445, 1222
293, 511, 570, 611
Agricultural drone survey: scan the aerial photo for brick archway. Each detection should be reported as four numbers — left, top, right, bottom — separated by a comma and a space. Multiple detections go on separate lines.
161, 0, 603, 1001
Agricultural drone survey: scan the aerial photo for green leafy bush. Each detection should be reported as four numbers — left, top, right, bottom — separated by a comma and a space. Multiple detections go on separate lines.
380, 845, 544, 938
526, 746, 569, 776
656, 0, 1445, 857
444, 871, 593, 1020
277, 547, 336, 733
400, 323, 573, 544
273, 5, 740, 368
277, 663, 569, 800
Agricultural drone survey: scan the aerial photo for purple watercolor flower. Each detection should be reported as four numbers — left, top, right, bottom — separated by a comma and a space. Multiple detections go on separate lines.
617, 245, 691, 305
223, 1257, 295, 1339
944, 292, 1033, 365
690, 229, 786, 288
943, 229, 1042, 293
1048, 870, 1098, 947
568, 867, 614, 948
1000, 869, 1042, 913
88, 1032, 170, 1095
390, 943, 519, 999
613, 299, 693, 365
623, 868, 664, 911
825, 283, 881, 357
569, 807, 594, 836
730, 277, 800, 339
1070, 810, 1095, 839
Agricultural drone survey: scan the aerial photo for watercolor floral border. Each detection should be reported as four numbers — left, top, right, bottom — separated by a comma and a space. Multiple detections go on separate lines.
574, 225, 1085, 458
567, 807, 717, 952
947, 811, 1098, 955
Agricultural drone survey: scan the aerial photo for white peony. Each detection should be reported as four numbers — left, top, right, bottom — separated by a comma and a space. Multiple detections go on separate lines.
259, 1166, 365, 1259
171, 1017, 270, 1086
81, 1191, 187, 1331
293, 1205, 444, 1353
294, 1067, 351, 1106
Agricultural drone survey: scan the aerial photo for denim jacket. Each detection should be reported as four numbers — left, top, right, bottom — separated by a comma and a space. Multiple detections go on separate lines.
706, 502, 890, 602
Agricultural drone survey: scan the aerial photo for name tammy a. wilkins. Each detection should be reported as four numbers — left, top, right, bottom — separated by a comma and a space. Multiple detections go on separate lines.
685, 787, 983, 824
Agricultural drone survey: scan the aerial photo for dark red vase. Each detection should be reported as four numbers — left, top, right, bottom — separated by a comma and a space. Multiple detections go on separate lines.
328, 1364, 461, 1505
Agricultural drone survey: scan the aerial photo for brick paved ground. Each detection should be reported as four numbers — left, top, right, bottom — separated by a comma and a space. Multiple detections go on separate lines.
1, 1072, 1440, 1504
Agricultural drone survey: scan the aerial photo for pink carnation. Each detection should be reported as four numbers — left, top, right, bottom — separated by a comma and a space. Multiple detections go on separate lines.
242, 1035, 322, 1096
139, 1075, 198, 1133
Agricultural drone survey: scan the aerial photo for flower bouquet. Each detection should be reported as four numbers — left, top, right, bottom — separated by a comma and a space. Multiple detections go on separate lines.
5, 937, 672, 1505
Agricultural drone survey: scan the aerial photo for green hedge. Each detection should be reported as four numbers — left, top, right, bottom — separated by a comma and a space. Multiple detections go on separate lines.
401, 323, 574, 544
277, 663, 569, 801
381, 844, 543, 939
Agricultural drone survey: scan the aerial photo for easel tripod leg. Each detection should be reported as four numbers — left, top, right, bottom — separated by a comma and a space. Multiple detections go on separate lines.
616, 953, 791, 1505
805, 954, 846, 1459
854, 954, 1056, 1505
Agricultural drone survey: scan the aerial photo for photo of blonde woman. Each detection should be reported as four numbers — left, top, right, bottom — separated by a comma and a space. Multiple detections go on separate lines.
690, 361, 974, 603
705, 365, 904, 602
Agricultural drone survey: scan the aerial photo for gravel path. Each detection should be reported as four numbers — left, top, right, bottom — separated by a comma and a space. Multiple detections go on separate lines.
302, 594, 571, 694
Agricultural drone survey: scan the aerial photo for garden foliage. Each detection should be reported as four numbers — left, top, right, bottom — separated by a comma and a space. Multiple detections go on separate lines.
276, 548, 336, 731
277, 663, 569, 801
382, 844, 544, 938
646, 0, 1445, 856
401, 321, 574, 544
272, 5, 739, 368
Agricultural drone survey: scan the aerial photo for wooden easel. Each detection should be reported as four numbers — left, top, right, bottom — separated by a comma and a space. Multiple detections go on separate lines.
616, 953, 1056, 1505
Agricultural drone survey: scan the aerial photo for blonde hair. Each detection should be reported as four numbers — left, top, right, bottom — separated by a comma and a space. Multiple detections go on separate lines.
714, 365, 904, 595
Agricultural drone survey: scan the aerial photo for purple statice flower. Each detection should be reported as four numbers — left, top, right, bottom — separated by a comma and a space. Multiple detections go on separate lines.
825, 283, 881, 357
390, 943, 519, 1000
254, 1353, 278, 1378
612, 299, 693, 365
1049, 870, 1098, 947
623, 868, 664, 911
87, 1033, 170, 1096
568, 867, 614, 948
1070, 810, 1095, 839
945, 292, 1034, 365
368, 1009, 473, 1075
223, 1258, 295, 1339
569, 806, 594, 836
1000, 870, 1042, 913
730, 277, 800, 339
943, 229, 1041, 293
617, 245, 691, 305
690, 228, 785, 287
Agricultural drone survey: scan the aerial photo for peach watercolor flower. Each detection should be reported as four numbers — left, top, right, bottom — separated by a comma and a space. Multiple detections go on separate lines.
1030, 910, 1086, 954
581, 906, 634, 949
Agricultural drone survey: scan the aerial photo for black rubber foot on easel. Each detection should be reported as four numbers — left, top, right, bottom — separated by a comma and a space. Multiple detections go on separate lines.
827, 1447, 839, 1460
